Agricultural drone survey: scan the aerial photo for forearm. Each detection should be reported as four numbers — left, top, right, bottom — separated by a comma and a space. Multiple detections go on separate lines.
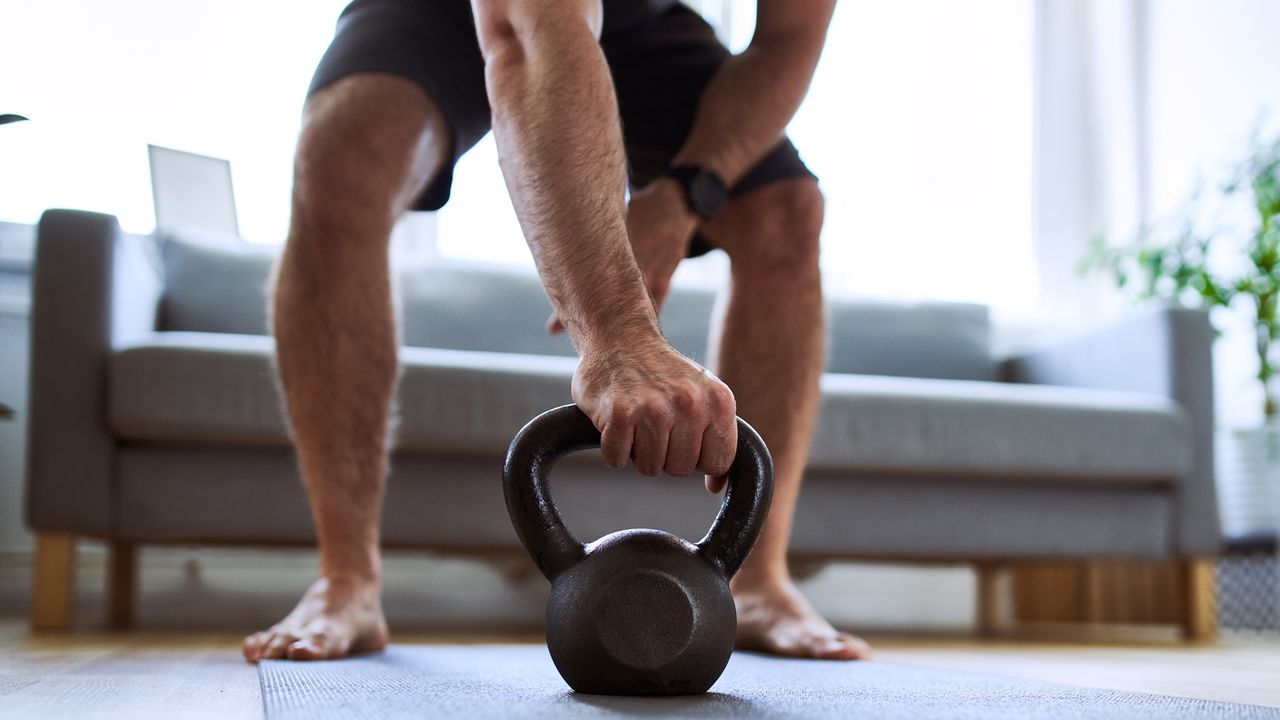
673, 12, 833, 185
475, 3, 660, 353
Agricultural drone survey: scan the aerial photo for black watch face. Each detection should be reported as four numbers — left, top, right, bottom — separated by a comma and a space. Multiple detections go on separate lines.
690, 170, 729, 217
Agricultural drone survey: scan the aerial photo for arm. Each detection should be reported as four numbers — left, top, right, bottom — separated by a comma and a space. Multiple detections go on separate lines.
623, 1, 835, 309
471, 0, 737, 481
674, 0, 836, 184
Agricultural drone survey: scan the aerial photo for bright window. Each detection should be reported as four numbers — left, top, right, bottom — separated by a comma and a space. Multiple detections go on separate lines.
439, 0, 1037, 308
1, 1, 1034, 308
787, 0, 1037, 307
0, 0, 349, 244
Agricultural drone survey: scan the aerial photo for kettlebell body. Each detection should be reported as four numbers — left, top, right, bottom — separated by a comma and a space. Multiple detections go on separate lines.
547, 529, 736, 695
503, 405, 773, 696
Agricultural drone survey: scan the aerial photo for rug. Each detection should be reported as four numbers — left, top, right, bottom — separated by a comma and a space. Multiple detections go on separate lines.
259, 644, 1280, 719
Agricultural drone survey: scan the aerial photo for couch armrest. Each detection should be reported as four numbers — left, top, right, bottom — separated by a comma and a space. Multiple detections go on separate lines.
25, 210, 162, 535
1000, 305, 1219, 556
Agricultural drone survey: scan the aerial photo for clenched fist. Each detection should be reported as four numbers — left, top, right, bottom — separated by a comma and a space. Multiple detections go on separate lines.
573, 334, 737, 492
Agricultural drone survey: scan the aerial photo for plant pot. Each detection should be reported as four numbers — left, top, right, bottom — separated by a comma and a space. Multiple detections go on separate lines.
1217, 423, 1280, 536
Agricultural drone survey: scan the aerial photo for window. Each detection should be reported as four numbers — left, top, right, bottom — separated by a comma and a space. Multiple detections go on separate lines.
2, 1, 1034, 309
0, 0, 349, 244
787, 0, 1036, 308
439, 1, 1037, 308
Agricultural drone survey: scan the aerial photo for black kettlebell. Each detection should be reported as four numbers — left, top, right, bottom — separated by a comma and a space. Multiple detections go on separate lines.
503, 404, 773, 696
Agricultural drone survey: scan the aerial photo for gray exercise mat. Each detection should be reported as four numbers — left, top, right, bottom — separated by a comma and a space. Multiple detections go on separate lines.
260, 644, 1279, 719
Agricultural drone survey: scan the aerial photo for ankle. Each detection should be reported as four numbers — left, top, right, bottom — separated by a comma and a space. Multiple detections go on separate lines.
319, 553, 382, 588
730, 558, 791, 593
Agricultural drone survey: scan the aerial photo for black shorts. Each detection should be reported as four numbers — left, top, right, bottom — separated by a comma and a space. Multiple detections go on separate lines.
308, 0, 817, 256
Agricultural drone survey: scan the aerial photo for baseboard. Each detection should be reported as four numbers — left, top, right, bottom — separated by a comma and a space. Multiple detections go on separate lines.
0, 544, 979, 634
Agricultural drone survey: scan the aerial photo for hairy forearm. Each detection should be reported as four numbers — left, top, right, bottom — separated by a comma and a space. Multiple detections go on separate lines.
674, 21, 832, 185
476, 5, 659, 353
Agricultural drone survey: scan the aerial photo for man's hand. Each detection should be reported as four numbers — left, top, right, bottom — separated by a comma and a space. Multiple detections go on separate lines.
548, 178, 698, 334
624, 178, 700, 313
573, 334, 737, 491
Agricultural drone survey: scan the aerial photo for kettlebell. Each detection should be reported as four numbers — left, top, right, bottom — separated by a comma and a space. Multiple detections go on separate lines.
503, 404, 773, 696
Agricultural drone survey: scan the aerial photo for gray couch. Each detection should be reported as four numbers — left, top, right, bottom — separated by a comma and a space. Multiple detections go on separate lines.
25, 209, 1220, 633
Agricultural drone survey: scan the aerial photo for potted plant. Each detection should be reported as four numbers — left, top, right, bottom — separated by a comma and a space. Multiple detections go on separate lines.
1082, 131, 1280, 537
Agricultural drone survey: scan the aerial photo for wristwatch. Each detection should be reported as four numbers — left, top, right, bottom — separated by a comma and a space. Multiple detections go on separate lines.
665, 164, 729, 219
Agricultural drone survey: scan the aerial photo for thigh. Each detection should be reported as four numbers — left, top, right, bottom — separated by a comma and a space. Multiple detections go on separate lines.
307, 0, 490, 211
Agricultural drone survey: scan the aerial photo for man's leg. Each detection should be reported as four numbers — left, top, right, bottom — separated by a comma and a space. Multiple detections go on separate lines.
701, 178, 871, 660
242, 74, 449, 662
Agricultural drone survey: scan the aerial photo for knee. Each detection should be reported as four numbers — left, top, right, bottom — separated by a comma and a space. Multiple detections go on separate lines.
290, 78, 445, 241
292, 116, 396, 238
727, 181, 824, 276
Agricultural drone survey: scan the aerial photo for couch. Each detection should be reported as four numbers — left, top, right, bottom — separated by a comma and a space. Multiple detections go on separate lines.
25, 209, 1220, 635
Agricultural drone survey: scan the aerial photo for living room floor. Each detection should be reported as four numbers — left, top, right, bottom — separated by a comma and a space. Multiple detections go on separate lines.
4, 619, 1279, 719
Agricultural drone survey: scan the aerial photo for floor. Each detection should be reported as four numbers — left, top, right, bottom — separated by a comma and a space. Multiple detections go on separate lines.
2, 547, 1278, 717
3, 619, 1279, 719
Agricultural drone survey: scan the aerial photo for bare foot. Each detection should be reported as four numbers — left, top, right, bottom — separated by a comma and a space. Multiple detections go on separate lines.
731, 577, 871, 660
242, 577, 389, 663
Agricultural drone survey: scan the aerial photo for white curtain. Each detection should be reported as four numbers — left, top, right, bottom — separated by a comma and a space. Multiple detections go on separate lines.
1032, 0, 1147, 322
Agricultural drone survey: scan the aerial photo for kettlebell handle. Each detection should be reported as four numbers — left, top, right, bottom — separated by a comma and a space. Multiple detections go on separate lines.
503, 404, 774, 581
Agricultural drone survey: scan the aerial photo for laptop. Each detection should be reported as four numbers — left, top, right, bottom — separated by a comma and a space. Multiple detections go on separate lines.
147, 144, 239, 237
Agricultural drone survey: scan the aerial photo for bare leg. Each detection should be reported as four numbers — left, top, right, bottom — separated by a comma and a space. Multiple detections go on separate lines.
242, 74, 448, 662
702, 179, 870, 660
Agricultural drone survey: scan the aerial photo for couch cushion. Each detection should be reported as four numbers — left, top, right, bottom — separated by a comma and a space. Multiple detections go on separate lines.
110, 332, 1191, 482
826, 299, 994, 381
810, 373, 1191, 480
157, 229, 996, 380
156, 229, 716, 362
397, 263, 716, 363
158, 228, 275, 335
109, 332, 581, 456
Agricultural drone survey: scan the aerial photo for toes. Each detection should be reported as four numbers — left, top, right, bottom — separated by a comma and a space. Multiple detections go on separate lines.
809, 633, 872, 661
286, 639, 325, 660
260, 632, 299, 660
842, 633, 873, 660
286, 631, 352, 661
242, 631, 274, 663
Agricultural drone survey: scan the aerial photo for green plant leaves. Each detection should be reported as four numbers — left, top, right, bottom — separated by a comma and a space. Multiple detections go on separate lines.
1081, 130, 1280, 418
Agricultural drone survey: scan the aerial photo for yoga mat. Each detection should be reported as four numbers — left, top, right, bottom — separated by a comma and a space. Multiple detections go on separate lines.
260, 644, 1280, 719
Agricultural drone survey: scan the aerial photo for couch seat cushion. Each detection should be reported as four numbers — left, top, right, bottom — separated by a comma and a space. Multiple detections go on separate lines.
810, 374, 1191, 480
109, 332, 580, 457
109, 332, 1191, 481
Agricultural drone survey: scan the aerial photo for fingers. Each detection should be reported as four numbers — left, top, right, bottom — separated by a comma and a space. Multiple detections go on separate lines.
663, 403, 702, 476
695, 384, 737, 478
592, 383, 735, 481
632, 406, 671, 476
576, 345, 737, 482
598, 403, 636, 469
546, 313, 565, 335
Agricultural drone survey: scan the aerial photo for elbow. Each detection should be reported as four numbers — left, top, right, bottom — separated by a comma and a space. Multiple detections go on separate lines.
475, 12, 527, 71
472, 1, 602, 70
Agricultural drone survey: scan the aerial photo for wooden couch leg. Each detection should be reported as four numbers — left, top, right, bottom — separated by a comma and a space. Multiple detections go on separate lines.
31, 533, 76, 631
1180, 557, 1217, 641
108, 541, 138, 630
976, 563, 1006, 637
